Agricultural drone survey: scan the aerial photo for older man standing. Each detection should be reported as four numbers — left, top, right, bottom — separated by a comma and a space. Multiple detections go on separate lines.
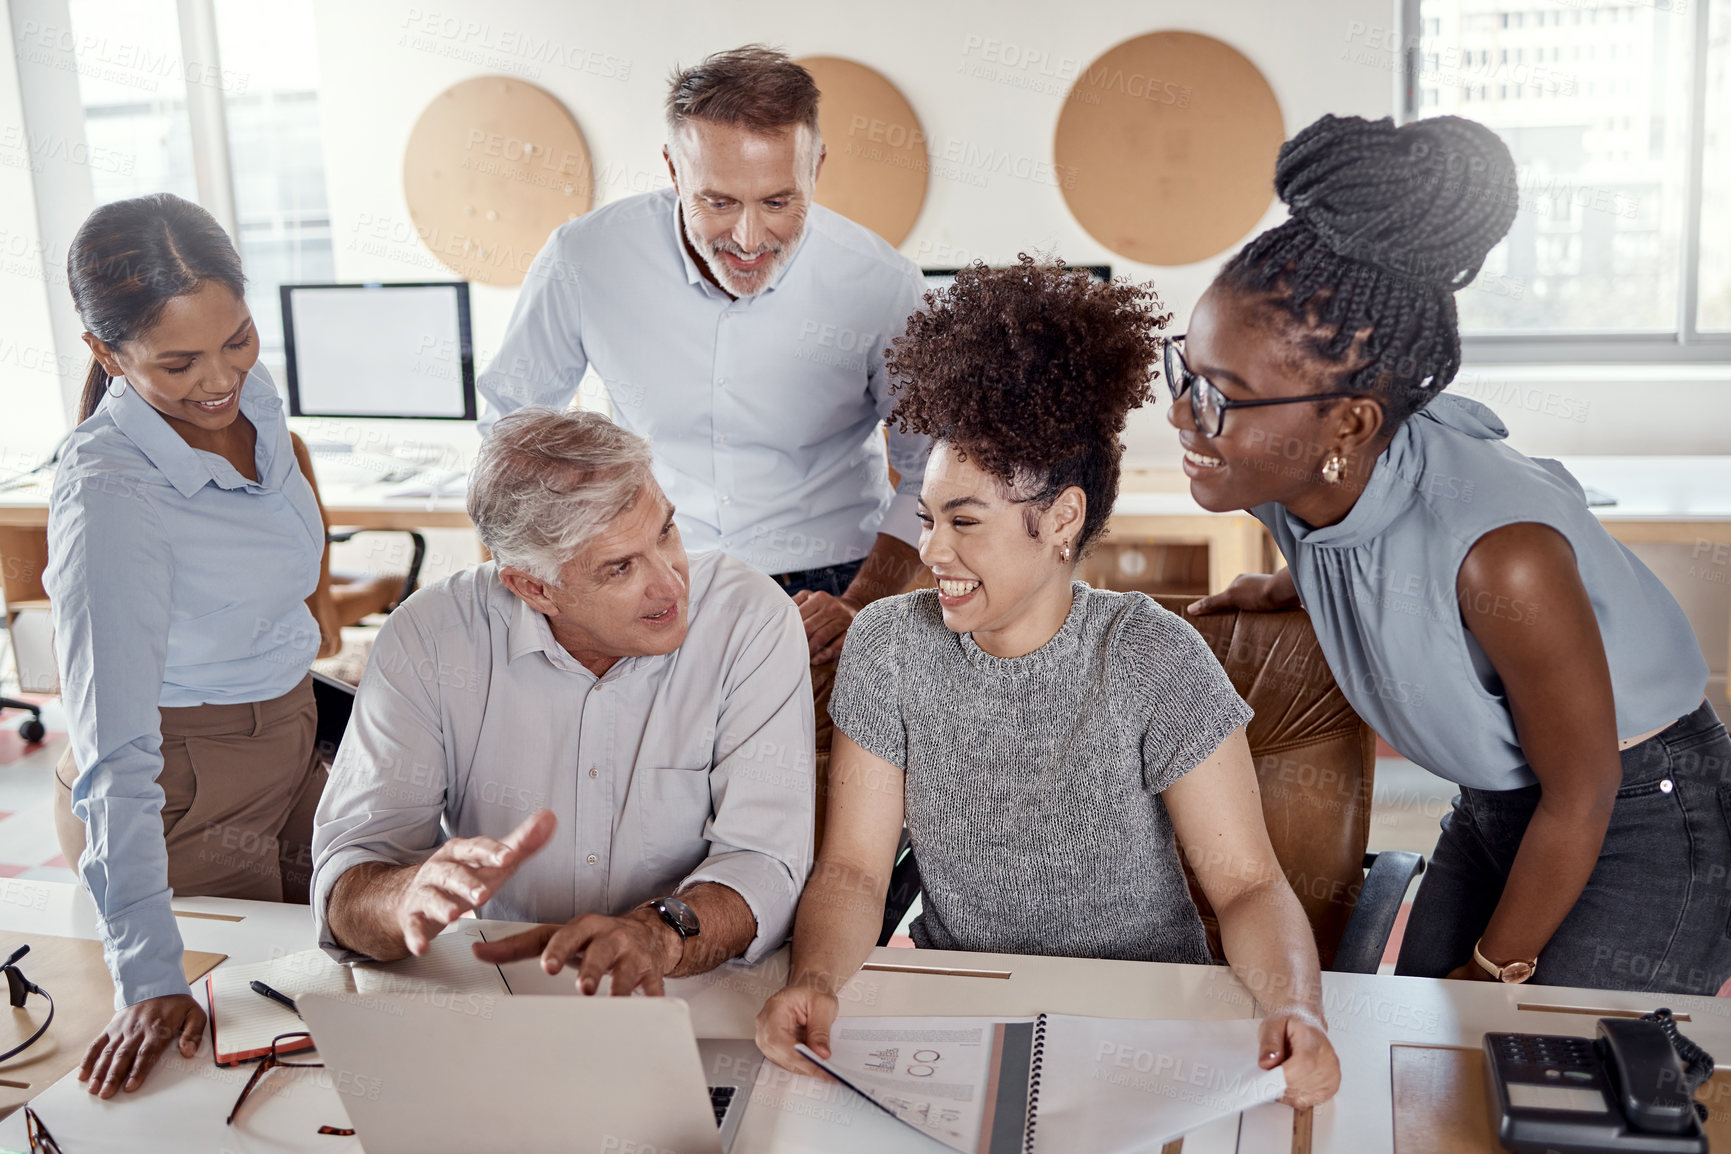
311, 409, 813, 990
478, 45, 928, 666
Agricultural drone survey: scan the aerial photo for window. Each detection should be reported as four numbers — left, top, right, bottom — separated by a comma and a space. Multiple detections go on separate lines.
66, 0, 198, 205
1408, 0, 1729, 356
64, 0, 332, 374
1700, 0, 1731, 330
212, 0, 333, 370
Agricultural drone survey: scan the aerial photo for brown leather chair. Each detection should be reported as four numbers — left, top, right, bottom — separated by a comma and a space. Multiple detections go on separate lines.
875, 594, 1423, 973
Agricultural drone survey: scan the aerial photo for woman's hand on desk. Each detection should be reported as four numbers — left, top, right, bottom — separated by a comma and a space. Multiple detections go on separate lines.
755, 981, 841, 1078
1258, 1007, 1340, 1109
78, 993, 206, 1098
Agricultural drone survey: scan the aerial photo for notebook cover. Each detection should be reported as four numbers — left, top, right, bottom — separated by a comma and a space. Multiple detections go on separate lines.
204, 950, 352, 1067
203, 971, 318, 1067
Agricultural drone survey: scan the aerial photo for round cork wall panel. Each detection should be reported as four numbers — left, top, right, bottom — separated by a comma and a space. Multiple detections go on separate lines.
797, 56, 927, 247
403, 76, 593, 286
1055, 32, 1283, 266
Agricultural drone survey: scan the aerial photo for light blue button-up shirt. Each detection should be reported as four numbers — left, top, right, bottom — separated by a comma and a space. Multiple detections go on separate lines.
477, 187, 930, 575
45, 367, 325, 1006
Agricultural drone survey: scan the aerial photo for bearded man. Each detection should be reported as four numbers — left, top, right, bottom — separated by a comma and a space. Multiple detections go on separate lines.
479, 45, 929, 668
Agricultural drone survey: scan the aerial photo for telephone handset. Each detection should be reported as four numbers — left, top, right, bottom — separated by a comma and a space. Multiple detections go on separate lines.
1485, 1009, 1713, 1153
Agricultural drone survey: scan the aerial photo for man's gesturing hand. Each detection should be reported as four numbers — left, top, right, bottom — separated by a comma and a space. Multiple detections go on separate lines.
396, 809, 557, 955
472, 907, 682, 996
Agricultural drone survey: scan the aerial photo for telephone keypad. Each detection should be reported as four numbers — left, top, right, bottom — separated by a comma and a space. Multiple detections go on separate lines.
1493, 1032, 1598, 1074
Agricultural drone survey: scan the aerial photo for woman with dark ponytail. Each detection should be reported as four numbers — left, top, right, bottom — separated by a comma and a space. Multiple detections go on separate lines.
1181, 114, 1731, 994
47, 193, 337, 1096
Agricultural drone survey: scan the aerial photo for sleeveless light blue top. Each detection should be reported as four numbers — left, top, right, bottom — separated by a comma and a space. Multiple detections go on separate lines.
1253, 393, 1706, 791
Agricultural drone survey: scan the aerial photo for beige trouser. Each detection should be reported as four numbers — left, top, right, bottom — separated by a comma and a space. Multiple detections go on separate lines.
53, 674, 327, 904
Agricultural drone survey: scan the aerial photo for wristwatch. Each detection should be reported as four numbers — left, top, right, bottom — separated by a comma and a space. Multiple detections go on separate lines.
642, 895, 701, 964
1473, 938, 1537, 983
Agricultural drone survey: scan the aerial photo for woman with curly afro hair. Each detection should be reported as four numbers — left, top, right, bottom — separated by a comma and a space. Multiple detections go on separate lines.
1180, 114, 1731, 994
756, 257, 1341, 1110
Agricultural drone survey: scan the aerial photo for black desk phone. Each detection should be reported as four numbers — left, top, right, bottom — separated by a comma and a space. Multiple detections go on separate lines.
1485, 1009, 1715, 1153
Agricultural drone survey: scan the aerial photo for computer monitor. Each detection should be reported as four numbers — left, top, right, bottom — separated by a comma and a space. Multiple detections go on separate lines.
921, 264, 1111, 293
280, 281, 476, 420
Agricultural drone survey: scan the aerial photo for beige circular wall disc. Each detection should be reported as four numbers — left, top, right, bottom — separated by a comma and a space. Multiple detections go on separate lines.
1055, 32, 1283, 266
403, 76, 593, 286
797, 56, 927, 247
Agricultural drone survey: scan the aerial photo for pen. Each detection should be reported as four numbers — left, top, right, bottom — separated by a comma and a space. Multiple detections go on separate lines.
250, 980, 301, 1017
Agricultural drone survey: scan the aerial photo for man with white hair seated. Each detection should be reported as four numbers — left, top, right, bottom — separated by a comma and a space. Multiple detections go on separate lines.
311, 408, 814, 992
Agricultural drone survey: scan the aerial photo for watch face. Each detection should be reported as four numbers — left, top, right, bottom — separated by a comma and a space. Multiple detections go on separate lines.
1501, 960, 1536, 983
657, 897, 701, 938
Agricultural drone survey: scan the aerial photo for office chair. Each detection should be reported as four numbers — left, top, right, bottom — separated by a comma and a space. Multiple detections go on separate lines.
874, 593, 1424, 975
0, 696, 45, 744
324, 528, 427, 616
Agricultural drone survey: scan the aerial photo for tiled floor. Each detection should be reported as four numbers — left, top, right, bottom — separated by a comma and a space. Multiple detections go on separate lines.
0, 692, 76, 886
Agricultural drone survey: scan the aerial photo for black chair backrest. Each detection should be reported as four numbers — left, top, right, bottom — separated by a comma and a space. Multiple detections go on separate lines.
311, 670, 357, 764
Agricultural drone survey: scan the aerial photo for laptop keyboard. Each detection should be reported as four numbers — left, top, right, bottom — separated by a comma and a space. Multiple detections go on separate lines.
708, 1084, 736, 1126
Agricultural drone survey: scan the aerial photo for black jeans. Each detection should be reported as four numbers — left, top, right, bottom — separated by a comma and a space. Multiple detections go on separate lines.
771, 558, 865, 599
1394, 699, 1731, 994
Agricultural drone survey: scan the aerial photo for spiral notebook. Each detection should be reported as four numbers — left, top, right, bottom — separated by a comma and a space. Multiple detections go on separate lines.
798, 1013, 1284, 1154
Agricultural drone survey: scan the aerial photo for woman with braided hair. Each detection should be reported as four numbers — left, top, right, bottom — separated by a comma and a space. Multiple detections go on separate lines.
1183, 114, 1731, 993
756, 258, 1341, 1109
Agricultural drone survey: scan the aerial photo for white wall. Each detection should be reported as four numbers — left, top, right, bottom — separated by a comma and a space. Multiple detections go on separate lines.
308, 0, 1400, 469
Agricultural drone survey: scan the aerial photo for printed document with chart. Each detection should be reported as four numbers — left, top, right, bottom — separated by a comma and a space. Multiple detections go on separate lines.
799, 1014, 1286, 1154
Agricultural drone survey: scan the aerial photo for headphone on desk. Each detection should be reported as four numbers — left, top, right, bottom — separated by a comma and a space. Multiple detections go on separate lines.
1, 945, 54, 1065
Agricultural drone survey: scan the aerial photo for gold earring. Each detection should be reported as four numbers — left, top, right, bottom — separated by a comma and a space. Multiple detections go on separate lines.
1320, 450, 1347, 485
1060, 543, 1072, 563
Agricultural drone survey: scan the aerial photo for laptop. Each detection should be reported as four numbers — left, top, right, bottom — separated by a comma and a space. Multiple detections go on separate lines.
299, 993, 764, 1154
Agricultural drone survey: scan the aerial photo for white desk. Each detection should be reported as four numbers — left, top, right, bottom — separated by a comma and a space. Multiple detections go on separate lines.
3, 879, 1727, 1153
0, 472, 472, 532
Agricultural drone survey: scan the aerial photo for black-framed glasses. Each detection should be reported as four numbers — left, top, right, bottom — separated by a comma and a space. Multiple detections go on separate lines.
226, 1031, 355, 1136
1, 945, 54, 1065
1164, 334, 1363, 438
25, 1106, 60, 1154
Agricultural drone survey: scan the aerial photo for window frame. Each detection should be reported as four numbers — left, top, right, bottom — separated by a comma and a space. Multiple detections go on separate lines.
177, 0, 239, 242
1400, 0, 1731, 362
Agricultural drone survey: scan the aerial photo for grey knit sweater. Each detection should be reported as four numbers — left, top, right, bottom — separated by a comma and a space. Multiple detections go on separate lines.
829, 582, 1253, 964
